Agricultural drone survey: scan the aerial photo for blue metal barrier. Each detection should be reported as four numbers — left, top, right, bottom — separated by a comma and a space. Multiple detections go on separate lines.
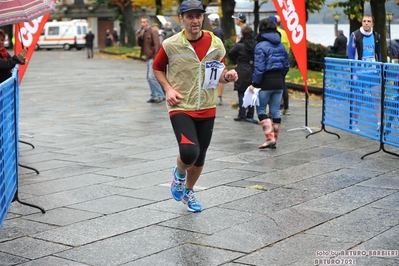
323, 58, 383, 141
383, 63, 399, 148
0, 71, 18, 228
0, 67, 45, 228
308, 58, 399, 159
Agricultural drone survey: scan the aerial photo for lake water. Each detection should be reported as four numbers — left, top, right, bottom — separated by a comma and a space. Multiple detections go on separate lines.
306, 24, 399, 47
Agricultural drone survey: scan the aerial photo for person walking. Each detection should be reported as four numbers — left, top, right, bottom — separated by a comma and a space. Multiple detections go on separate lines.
227, 26, 257, 123
153, 0, 238, 212
333, 30, 347, 55
152, 23, 164, 44
208, 13, 225, 105
137, 16, 165, 103
112, 28, 119, 47
348, 14, 380, 61
85, 28, 95, 59
270, 15, 291, 115
347, 14, 381, 132
208, 13, 224, 43
231, 13, 247, 43
249, 18, 289, 149
162, 21, 176, 41
105, 29, 113, 47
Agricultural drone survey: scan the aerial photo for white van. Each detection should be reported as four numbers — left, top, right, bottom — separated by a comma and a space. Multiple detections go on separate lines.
36, 19, 88, 51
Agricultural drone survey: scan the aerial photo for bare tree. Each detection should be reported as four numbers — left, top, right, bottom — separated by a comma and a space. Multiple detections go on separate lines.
221, 0, 236, 40
370, 0, 388, 62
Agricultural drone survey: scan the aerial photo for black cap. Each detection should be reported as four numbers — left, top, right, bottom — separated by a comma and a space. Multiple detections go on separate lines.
232, 13, 246, 21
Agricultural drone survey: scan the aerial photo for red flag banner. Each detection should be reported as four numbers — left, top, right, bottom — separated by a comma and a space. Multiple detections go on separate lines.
14, 13, 51, 85
272, 0, 308, 93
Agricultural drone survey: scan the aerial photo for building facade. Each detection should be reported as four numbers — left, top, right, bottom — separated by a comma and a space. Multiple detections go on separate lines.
52, 0, 116, 48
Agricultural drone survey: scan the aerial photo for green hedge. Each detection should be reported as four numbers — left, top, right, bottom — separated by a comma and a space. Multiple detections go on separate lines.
225, 39, 348, 72
289, 41, 347, 71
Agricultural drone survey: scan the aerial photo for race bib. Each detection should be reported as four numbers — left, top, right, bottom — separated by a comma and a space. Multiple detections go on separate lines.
359, 56, 377, 73
203, 60, 225, 89
362, 56, 376, 62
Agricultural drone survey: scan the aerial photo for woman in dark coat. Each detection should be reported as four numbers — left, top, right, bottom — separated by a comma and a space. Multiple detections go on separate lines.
0, 29, 27, 83
227, 26, 257, 123
249, 18, 289, 149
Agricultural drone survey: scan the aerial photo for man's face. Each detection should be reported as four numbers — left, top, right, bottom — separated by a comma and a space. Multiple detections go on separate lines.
235, 18, 240, 26
180, 10, 204, 35
362, 16, 373, 32
140, 18, 149, 29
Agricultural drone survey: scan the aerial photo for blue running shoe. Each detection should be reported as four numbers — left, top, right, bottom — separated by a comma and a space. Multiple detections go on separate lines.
171, 166, 186, 201
182, 189, 202, 212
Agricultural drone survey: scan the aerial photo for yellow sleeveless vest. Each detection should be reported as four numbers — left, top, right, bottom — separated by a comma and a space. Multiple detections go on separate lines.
162, 30, 225, 112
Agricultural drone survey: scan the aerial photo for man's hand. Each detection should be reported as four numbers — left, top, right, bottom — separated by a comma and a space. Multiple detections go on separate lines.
136, 28, 144, 37
224, 69, 238, 83
166, 89, 184, 106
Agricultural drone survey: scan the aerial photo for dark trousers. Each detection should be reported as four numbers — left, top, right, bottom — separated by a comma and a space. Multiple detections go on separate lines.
282, 79, 289, 109
86, 46, 93, 58
238, 91, 254, 119
170, 114, 215, 167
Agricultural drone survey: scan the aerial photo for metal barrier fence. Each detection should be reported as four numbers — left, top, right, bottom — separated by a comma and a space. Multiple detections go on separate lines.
0, 66, 44, 228
383, 63, 399, 147
308, 58, 399, 158
0, 70, 18, 228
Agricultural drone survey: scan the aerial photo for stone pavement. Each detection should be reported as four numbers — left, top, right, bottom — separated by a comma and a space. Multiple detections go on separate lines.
0, 50, 398, 266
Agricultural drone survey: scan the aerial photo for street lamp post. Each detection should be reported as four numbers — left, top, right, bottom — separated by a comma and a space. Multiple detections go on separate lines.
333, 12, 340, 37
386, 13, 393, 62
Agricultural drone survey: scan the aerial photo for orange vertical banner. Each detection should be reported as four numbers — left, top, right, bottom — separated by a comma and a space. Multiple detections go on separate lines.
14, 13, 51, 85
272, 0, 308, 93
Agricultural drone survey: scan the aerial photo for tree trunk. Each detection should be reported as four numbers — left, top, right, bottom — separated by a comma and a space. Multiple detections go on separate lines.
123, 2, 135, 47
349, 19, 362, 38
370, 0, 387, 62
221, 0, 236, 40
254, 0, 259, 35
156, 0, 162, 15
120, 22, 126, 46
